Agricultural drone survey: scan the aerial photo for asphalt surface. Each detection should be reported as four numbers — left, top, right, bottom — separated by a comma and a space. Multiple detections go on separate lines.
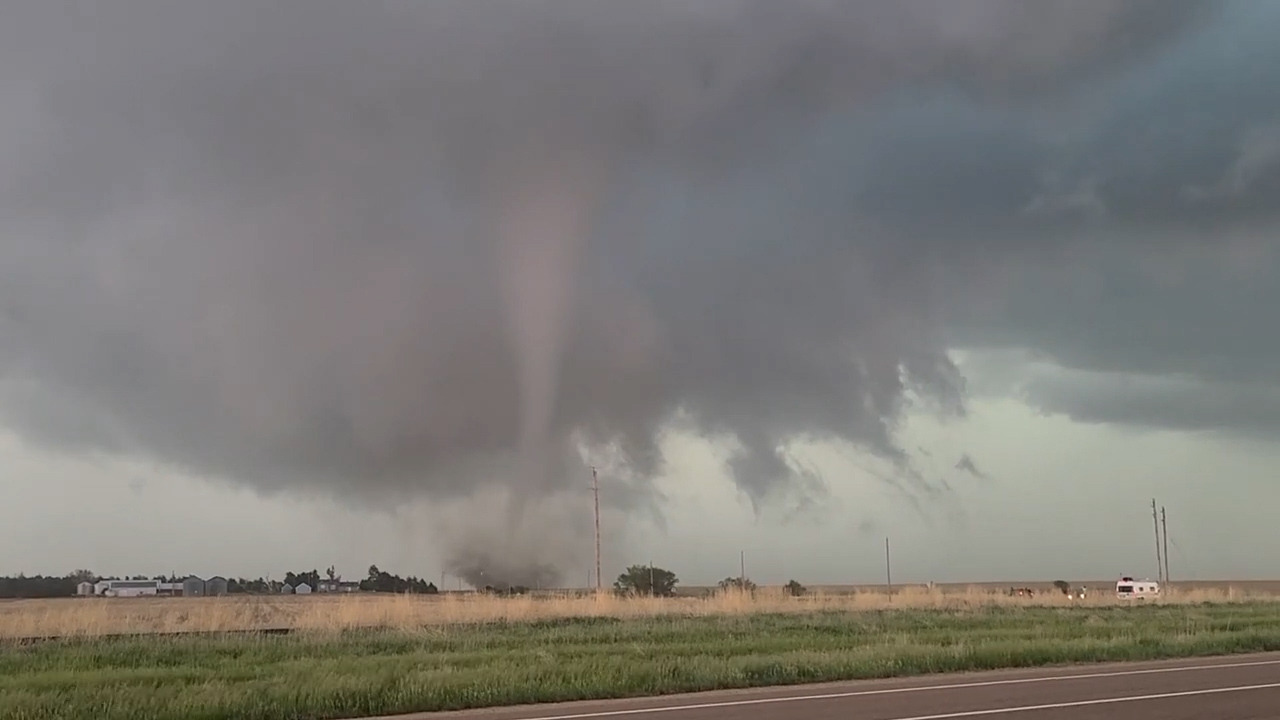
373, 652, 1280, 720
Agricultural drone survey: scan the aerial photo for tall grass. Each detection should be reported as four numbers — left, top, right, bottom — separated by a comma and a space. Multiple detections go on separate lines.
4, 602, 1280, 720
0, 584, 1269, 640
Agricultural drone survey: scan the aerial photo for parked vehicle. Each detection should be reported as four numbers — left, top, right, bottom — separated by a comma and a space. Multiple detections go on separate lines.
1115, 576, 1160, 600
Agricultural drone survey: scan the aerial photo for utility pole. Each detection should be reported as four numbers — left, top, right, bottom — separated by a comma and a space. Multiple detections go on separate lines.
1151, 499, 1164, 584
592, 467, 602, 594
1161, 506, 1171, 586
740, 550, 746, 583
649, 560, 655, 597
885, 537, 893, 595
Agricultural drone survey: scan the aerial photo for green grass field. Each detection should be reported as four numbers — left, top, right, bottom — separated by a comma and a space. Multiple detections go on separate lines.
5, 603, 1280, 720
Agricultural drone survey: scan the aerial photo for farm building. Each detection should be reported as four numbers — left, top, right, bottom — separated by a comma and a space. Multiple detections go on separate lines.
76, 581, 94, 596
97, 579, 160, 597
317, 580, 361, 593
205, 576, 229, 596
280, 583, 294, 594
182, 576, 205, 597
294, 582, 312, 594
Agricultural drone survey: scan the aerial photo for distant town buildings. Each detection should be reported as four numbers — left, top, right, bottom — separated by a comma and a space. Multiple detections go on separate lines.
86, 575, 250, 598
77, 572, 420, 598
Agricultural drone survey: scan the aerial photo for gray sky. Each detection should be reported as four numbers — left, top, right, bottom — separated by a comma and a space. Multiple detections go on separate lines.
1, 0, 1278, 586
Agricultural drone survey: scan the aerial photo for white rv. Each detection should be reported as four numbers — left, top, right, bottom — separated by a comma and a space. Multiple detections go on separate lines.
1115, 576, 1160, 600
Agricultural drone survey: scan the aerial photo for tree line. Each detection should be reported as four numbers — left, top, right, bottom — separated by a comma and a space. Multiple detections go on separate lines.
1, 563, 810, 599
0, 566, 438, 598
611, 564, 806, 598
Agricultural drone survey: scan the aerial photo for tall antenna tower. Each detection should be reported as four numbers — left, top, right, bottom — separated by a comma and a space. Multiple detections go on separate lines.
591, 466, 602, 594
1161, 506, 1171, 585
885, 537, 893, 595
1151, 498, 1164, 584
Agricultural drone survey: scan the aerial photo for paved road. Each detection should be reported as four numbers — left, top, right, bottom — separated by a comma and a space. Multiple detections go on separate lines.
373, 652, 1280, 720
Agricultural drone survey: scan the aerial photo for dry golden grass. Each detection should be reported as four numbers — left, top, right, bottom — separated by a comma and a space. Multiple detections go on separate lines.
4, 582, 1278, 640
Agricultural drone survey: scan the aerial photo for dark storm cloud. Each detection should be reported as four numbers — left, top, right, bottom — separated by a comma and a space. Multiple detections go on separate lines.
956, 254, 1280, 386
926, 1, 1280, 435
952, 251, 1280, 435
0, 0, 1245, 582
942, 15, 1280, 429
1023, 371, 1280, 438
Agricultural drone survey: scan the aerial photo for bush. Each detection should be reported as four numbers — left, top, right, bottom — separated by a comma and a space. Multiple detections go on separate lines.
718, 576, 757, 593
613, 564, 678, 597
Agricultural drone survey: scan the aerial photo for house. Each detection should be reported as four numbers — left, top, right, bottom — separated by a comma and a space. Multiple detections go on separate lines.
294, 582, 312, 595
280, 584, 294, 594
317, 580, 361, 593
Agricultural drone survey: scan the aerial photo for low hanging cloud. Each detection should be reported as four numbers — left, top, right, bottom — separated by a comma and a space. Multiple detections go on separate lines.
0, 0, 1252, 586
954, 454, 992, 481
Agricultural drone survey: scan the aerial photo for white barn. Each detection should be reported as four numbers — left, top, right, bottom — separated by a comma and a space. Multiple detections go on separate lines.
97, 579, 160, 597
294, 582, 312, 595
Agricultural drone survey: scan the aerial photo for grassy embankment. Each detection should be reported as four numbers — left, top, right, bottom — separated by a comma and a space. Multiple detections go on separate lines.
5, 588, 1280, 720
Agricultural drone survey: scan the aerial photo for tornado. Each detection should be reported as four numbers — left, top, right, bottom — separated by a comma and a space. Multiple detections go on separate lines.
493, 155, 605, 534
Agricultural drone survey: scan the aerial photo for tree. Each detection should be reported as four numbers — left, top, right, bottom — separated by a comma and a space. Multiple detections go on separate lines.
718, 576, 756, 593
283, 569, 320, 589
613, 564, 678, 597
784, 579, 806, 597
70, 569, 97, 583
1053, 580, 1071, 595
0, 573, 82, 598
359, 565, 438, 594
